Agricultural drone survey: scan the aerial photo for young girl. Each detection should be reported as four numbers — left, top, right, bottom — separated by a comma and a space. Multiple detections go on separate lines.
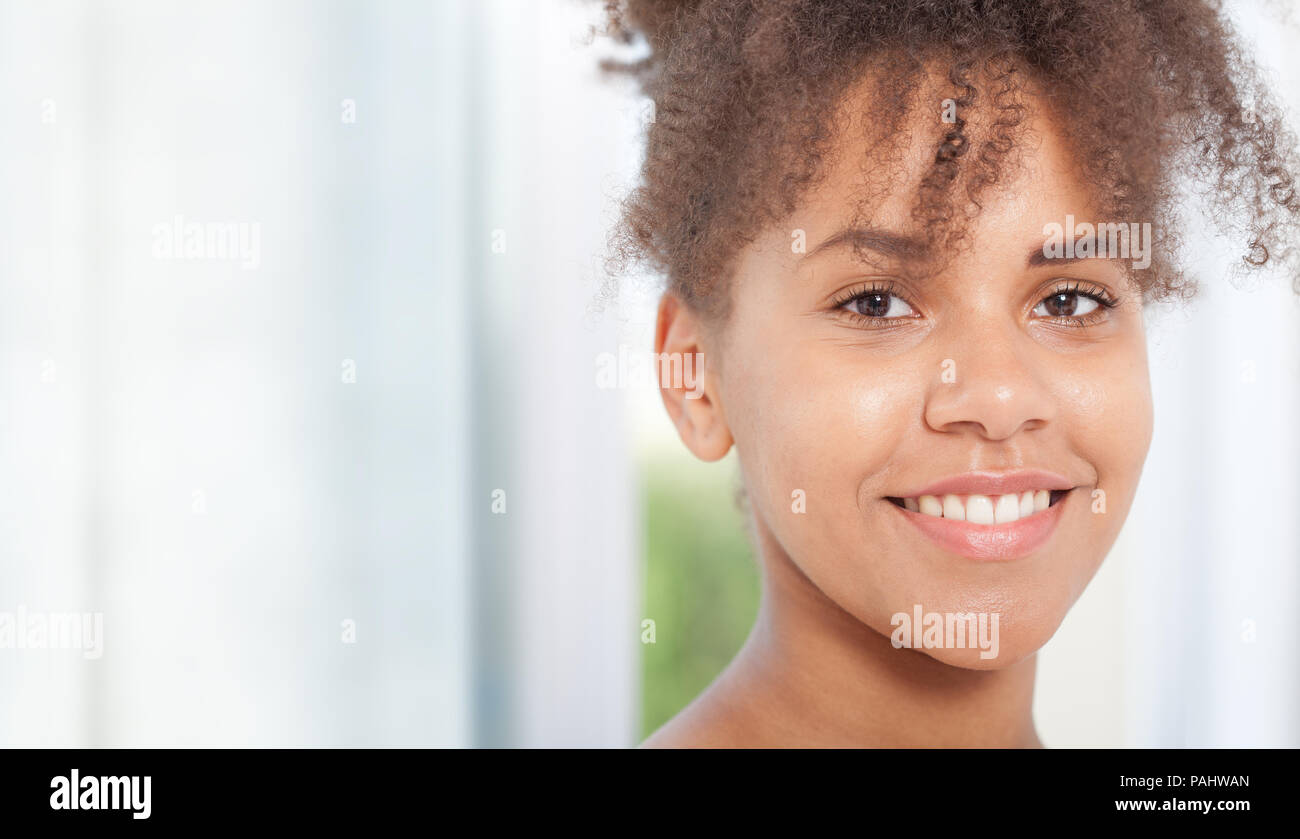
599, 0, 1299, 746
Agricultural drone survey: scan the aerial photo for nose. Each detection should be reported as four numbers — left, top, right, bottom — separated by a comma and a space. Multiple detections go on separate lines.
923, 324, 1057, 441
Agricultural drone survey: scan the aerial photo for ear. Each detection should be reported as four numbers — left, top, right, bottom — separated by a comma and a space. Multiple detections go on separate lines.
655, 293, 733, 461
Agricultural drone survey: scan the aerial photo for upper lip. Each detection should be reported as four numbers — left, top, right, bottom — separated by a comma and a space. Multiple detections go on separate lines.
892, 469, 1076, 499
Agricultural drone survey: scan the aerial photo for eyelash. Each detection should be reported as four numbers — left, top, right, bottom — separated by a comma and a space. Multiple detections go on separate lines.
829, 279, 1122, 329
829, 280, 917, 329
1041, 280, 1122, 327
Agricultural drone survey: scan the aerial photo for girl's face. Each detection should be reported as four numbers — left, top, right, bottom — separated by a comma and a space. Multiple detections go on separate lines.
696, 90, 1154, 668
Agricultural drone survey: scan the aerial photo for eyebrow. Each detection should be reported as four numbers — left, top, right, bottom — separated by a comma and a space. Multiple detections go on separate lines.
806, 225, 1114, 269
801, 225, 931, 264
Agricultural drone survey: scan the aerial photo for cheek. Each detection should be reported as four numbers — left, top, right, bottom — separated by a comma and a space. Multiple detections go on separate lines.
1054, 337, 1154, 497
723, 336, 921, 549
1047, 336, 1153, 607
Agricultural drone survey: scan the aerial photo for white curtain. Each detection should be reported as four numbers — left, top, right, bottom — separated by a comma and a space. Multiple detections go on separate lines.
0, 0, 637, 747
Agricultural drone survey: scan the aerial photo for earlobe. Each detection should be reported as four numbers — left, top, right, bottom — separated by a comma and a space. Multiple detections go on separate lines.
655, 293, 734, 462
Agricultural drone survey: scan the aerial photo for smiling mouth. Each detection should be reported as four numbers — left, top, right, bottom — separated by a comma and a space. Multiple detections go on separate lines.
886, 490, 1068, 525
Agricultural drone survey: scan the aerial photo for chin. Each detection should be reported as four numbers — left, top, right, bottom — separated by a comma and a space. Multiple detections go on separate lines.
907, 630, 1052, 670
861, 578, 1081, 671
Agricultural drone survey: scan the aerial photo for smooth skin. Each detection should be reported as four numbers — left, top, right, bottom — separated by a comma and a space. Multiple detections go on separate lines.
644, 75, 1154, 748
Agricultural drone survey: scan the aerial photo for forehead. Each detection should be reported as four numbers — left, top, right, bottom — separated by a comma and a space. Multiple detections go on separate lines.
791, 62, 1103, 254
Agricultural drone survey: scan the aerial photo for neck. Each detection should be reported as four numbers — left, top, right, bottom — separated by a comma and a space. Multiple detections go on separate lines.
724, 519, 1042, 748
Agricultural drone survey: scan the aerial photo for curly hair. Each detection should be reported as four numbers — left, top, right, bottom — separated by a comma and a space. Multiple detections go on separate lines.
595, 0, 1300, 318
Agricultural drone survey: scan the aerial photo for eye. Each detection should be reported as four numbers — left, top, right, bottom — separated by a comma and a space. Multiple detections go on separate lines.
1030, 281, 1120, 323
840, 289, 916, 318
1033, 290, 1099, 318
827, 280, 923, 330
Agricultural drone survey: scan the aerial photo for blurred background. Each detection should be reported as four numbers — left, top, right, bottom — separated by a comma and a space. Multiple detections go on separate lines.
0, 0, 1296, 747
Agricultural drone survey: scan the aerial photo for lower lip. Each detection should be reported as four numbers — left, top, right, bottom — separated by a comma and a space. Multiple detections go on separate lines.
891, 491, 1070, 560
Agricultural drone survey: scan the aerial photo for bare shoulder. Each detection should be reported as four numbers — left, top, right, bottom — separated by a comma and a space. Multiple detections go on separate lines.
639, 705, 736, 748
638, 669, 775, 749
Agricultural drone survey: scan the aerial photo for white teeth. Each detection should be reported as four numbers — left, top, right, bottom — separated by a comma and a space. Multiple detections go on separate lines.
902, 489, 1063, 522
966, 494, 995, 524
994, 493, 1021, 524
